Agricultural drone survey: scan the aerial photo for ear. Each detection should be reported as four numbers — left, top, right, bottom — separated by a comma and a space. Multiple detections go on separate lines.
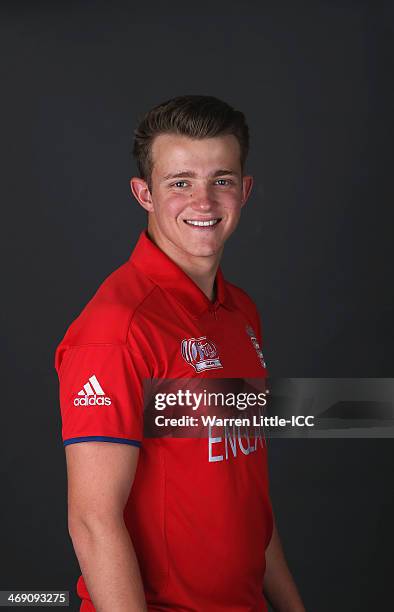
241, 175, 253, 208
130, 177, 154, 213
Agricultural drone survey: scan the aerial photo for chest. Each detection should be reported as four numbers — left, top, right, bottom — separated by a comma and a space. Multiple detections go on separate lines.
143, 304, 267, 379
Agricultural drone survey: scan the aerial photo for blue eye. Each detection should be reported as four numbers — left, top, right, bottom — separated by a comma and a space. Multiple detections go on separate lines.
173, 181, 188, 188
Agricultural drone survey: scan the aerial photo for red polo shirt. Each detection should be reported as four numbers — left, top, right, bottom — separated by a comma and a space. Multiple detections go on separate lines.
55, 229, 273, 612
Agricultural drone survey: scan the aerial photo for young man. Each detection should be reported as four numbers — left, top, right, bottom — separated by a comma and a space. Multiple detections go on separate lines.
55, 95, 305, 611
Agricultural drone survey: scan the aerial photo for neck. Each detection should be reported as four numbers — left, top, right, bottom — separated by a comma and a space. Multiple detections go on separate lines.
146, 227, 222, 302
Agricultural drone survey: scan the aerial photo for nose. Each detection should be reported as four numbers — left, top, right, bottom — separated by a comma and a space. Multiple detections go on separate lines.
189, 183, 217, 212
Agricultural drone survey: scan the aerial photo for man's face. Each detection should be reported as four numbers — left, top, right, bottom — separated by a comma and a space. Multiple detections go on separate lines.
140, 133, 253, 261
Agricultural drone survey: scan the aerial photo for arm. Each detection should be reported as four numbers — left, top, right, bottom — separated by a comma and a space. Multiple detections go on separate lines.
263, 517, 306, 612
66, 441, 147, 612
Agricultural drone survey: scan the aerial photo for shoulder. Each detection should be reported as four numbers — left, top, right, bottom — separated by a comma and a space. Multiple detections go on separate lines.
225, 279, 260, 316
224, 279, 264, 343
56, 260, 156, 349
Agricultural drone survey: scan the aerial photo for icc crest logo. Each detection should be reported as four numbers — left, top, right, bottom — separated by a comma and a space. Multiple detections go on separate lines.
181, 336, 223, 373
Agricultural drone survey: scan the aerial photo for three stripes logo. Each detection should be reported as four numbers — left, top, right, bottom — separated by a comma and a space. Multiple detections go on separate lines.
73, 374, 112, 406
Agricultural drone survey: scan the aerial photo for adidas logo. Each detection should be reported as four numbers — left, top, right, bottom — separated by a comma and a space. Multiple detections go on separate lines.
73, 375, 112, 406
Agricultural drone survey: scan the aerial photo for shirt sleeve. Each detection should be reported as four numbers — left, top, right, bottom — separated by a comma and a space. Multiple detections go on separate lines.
55, 343, 149, 447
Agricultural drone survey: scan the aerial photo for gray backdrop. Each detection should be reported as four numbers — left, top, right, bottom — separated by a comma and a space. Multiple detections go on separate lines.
1, 1, 393, 610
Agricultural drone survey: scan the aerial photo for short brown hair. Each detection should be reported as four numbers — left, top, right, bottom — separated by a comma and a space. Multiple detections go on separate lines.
132, 95, 250, 192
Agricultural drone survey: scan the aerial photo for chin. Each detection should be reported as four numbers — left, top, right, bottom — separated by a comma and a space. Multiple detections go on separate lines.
183, 244, 219, 258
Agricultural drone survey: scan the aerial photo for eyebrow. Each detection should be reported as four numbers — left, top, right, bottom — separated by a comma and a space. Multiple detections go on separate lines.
162, 169, 238, 181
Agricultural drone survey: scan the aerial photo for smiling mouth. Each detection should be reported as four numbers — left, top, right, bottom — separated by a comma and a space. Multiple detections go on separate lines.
183, 218, 222, 228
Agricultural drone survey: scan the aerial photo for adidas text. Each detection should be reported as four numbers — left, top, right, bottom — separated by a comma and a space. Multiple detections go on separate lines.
74, 395, 111, 406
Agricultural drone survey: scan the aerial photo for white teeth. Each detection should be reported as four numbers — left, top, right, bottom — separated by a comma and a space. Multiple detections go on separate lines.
184, 219, 220, 227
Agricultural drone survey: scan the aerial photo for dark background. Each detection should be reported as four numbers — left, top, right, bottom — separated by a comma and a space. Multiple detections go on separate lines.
1, 1, 393, 610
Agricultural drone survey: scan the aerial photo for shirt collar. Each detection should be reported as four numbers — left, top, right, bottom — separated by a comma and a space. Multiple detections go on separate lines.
128, 229, 232, 319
